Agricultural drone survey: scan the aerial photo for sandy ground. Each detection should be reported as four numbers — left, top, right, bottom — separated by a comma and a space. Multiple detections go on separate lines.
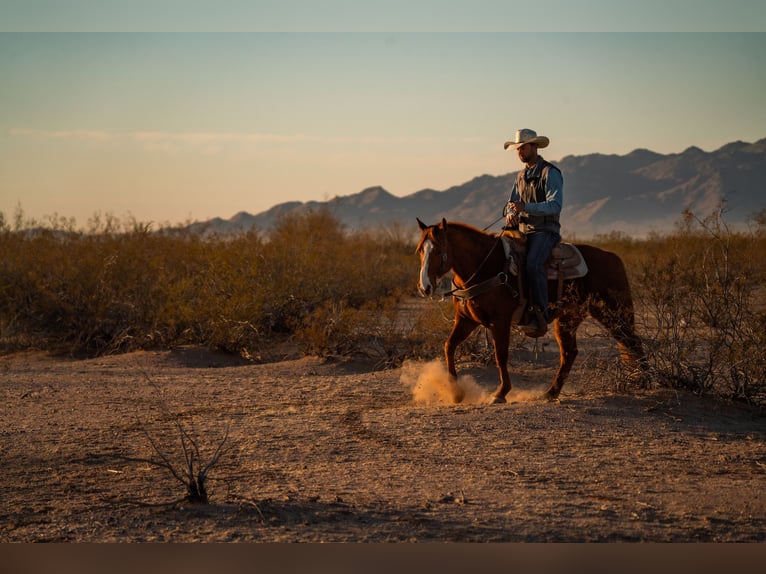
2, 324, 765, 542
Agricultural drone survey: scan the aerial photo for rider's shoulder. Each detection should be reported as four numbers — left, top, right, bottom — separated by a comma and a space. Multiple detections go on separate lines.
541, 160, 562, 178
541, 158, 561, 172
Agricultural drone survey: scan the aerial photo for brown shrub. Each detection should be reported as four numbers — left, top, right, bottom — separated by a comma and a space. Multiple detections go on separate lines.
593, 207, 766, 405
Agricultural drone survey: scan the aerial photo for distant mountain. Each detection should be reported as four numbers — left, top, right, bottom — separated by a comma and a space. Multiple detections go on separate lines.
186, 138, 766, 239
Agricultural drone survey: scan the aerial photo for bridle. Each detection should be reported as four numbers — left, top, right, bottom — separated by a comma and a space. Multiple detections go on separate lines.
425, 224, 514, 300
431, 239, 452, 278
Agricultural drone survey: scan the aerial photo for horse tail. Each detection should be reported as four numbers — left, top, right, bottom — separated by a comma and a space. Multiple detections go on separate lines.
579, 245, 649, 384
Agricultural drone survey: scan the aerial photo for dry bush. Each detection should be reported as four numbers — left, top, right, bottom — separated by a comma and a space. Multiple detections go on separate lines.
6, 202, 763, 406
295, 295, 407, 364
0, 207, 416, 359
0, 217, 228, 354
595, 207, 766, 405
137, 416, 231, 505
118, 372, 234, 505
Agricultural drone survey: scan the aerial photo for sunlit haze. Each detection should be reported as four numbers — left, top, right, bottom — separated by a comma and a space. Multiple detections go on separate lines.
1, 2, 765, 227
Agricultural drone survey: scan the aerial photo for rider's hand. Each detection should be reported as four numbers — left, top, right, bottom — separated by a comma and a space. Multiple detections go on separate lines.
505, 211, 519, 227
510, 200, 525, 214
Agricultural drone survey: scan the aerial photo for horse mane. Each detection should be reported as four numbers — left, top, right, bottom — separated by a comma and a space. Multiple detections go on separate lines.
445, 220, 490, 236
416, 219, 498, 253
446, 221, 503, 252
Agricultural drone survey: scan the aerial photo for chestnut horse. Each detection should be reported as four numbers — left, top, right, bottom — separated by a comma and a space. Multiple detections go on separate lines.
416, 218, 647, 403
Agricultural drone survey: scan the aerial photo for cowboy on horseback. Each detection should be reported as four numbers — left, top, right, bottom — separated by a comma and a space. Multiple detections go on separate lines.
504, 129, 563, 337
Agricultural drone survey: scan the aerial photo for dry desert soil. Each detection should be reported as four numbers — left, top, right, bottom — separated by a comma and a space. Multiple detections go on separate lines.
2, 320, 765, 542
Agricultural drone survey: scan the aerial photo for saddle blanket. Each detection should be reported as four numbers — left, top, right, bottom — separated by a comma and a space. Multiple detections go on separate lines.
501, 235, 589, 280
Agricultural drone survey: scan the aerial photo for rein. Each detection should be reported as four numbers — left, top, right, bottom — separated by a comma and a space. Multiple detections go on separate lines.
447, 272, 517, 300
444, 231, 517, 301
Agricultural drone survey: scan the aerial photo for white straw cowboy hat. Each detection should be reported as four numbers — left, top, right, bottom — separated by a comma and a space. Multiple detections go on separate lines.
504, 128, 550, 150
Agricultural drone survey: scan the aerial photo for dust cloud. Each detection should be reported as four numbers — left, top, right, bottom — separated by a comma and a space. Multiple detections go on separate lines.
400, 360, 544, 405
400, 360, 489, 405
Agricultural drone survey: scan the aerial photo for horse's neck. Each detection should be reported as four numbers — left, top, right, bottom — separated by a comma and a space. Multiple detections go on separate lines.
451, 229, 503, 282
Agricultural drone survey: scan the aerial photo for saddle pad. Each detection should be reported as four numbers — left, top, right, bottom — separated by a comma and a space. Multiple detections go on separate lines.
547, 243, 588, 279
501, 237, 589, 280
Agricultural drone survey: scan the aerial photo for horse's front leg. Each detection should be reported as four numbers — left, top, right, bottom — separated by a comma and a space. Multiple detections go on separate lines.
488, 322, 512, 404
445, 313, 478, 404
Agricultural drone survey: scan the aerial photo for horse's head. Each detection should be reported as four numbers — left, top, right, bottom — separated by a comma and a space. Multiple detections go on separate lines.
416, 217, 452, 297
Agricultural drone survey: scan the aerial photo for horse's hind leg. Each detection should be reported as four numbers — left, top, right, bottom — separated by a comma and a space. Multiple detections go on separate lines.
613, 326, 649, 385
589, 299, 649, 386
545, 313, 584, 401
444, 314, 479, 403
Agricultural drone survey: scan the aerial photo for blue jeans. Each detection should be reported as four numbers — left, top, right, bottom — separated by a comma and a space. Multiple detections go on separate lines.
525, 231, 560, 321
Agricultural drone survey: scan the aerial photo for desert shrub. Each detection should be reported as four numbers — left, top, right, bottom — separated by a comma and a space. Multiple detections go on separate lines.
0, 207, 419, 358
137, 415, 231, 505
5, 201, 765, 407
292, 292, 500, 368
294, 295, 406, 361
256, 210, 411, 331
0, 223, 206, 353
596, 208, 766, 405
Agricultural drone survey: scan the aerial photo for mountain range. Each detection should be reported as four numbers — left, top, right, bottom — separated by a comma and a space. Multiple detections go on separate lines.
188, 138, 766, 239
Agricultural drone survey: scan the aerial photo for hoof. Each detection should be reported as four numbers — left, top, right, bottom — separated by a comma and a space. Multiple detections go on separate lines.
451, 386, 465, 404
541, 391, 560, 402
488, 395, 507, 405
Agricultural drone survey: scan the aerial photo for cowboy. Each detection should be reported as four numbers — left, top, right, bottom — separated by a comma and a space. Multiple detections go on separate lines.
504, 128, 563, 337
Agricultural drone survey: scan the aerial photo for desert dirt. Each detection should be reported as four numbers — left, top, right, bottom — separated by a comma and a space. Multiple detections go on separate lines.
2, 312, 765, 542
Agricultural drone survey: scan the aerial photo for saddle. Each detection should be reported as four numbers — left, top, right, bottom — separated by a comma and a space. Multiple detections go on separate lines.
500, 230, 588, 281
500, 229, 589, 326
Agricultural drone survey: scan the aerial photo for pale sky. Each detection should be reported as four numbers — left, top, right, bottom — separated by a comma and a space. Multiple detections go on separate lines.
1, 2, 765, 226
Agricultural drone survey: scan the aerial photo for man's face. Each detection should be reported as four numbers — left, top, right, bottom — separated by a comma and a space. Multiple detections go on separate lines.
517, 142, 537, 164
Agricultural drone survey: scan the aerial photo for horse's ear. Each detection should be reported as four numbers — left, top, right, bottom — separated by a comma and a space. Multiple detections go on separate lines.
417, 217, 427, 231
441, 218, 448, 230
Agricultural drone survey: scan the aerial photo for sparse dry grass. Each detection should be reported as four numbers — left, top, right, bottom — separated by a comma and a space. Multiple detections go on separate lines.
2, 205, 765, 405
0, 208, 413, 360
592, 208, 766, 405
2, 207, 766, 542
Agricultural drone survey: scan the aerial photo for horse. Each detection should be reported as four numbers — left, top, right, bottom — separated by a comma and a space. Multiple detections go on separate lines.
416, 218, 648, 404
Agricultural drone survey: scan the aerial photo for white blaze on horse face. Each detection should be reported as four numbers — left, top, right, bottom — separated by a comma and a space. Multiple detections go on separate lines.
419, 239, 434, 295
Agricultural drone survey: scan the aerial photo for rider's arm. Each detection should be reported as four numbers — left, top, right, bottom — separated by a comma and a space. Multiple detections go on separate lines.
523, 168, 563, 217
507, 182, 520, 204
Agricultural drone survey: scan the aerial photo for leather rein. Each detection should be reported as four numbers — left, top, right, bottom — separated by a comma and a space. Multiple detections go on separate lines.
442, 233, 519, 301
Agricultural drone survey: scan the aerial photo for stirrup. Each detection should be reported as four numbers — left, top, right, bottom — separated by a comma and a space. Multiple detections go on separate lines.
520, 306, 547, 337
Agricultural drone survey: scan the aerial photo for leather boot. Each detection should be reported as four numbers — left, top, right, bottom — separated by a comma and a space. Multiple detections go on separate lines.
520, 305, 547, 337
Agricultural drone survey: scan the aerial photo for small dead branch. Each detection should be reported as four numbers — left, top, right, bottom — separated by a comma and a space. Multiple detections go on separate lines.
132, 368, 233, 504
138, 419, 231, 504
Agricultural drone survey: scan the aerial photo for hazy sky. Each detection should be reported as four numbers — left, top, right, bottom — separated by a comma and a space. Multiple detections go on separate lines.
1, 2, 765, 226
